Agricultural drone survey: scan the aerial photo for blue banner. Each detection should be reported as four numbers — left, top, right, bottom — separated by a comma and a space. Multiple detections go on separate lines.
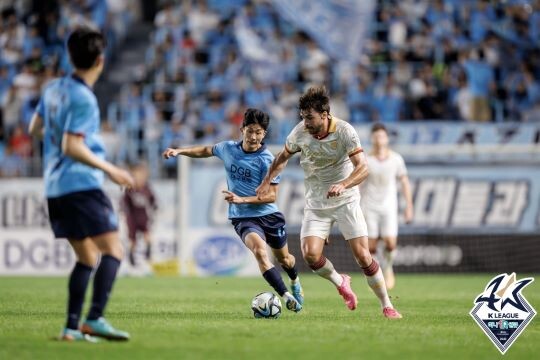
271, 0, 375, 63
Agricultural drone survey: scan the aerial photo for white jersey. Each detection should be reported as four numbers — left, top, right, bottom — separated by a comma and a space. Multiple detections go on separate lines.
360, 150, 407, 212
285, 116, 363, 210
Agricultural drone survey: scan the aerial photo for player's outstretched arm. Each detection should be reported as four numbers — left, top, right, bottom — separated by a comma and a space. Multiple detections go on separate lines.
62, 133, 134, 188
256, 147, 293, 199
162, 145, 213, 159
223, 184, 278, 204
327, 151, 369, 198
28, 113, 44, 139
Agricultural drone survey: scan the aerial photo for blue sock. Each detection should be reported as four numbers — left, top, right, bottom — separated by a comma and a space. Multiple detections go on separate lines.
87, 255, 121, 321
262, 267, 288, 297
66, 262, 93, 330
281, 264, 298, 281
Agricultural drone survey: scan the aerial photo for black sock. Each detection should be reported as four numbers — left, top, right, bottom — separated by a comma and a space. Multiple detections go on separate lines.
281, 264, 298, 281
87, 255, 121, 321
262, 267, 288, 297
129, 250, 135, 266
66, 262, 93, 330
145, 245, 151, 260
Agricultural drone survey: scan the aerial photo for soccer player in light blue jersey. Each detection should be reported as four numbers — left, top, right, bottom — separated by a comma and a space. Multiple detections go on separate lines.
29, 27, 134, 341
163, 108, 303, 312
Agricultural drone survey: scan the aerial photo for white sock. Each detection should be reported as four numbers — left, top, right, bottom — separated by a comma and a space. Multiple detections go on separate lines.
290, 277, 299, 285
382, 249, 396, 272
366, 267, 393, 308
312, 257, 343, 287
282, 291, 294, 302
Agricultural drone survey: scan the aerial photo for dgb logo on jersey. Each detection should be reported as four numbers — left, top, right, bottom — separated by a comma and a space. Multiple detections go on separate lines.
470, 273, 536, 354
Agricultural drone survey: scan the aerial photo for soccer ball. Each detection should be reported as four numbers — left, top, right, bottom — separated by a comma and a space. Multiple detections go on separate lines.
251, 292, 282, 319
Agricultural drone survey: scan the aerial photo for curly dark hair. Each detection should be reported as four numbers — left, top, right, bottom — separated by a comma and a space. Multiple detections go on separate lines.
298, 86, 330, 114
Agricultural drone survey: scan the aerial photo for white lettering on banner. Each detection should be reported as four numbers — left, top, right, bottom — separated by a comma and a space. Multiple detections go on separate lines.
1, 192, 48, 228
452, 181, 491, 227
394, 245, 463, 266
1, 236, 74, 274
413, 178, 457, 227
485, 181, 528, 227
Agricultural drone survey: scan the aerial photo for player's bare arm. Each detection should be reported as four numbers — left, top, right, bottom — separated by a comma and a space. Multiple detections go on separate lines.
162, 145, 213, 159
327, 150, 369, 198
223, 184, 278, 204
63, 133, 134, 188
400, 174, 414, 223
256, 147, 294, 199
28, 113, 44, 139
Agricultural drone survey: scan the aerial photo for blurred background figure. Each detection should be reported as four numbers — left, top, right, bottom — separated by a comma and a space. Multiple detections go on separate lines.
122, 161, 158, 268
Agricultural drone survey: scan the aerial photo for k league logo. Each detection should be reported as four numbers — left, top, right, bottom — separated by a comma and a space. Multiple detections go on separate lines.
470, 273, 536, 354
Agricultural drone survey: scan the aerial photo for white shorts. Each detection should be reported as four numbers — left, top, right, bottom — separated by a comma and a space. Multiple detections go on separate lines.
301, 201, 368, 241
362, 206, 398, 239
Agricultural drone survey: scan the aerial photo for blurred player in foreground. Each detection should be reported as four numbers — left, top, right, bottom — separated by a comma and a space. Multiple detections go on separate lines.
361, 123, 413, 290
162, 108, 304, 312
257, 86, 401, 319
122, 161, 157, 267
29, 27, 134, 342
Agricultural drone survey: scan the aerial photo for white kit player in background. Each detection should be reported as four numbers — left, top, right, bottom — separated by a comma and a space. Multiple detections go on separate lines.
360, 123, 413, 290
257, 86, 402, 319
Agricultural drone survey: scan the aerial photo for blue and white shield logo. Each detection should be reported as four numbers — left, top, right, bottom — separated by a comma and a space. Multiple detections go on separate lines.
470, 273, 536, 354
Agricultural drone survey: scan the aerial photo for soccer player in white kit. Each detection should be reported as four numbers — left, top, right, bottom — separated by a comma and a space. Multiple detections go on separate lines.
257, 86, 402, 319
361, 123, 413, 290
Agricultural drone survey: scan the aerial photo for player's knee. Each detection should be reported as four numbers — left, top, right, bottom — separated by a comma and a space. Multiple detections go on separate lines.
385, 243, 397, 252
303, 252, 319, 265
252, 247, 268, 263
369, 245, 377, 254
278, 254, 294, 268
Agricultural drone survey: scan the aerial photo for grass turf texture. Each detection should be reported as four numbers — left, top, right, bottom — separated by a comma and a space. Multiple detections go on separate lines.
0, 274, 538, 359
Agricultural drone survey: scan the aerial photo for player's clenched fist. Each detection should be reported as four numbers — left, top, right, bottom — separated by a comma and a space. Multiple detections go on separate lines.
162, 148, 179, 159
327, 183, 346, 198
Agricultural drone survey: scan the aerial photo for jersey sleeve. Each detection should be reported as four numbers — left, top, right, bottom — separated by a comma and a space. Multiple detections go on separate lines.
64, 96, 95, 136
342, 122, 363, 155
395, 153, 407, 178
211, 141, 228, 160
262, 154, 281, 185
285, 126, 300, 154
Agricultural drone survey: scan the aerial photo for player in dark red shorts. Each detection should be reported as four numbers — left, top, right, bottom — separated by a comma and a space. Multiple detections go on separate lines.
122, 162, 157, 267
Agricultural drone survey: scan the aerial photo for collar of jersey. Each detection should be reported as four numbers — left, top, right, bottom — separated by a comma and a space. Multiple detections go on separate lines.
238, 141, 266, 154
71, 74, 90, 89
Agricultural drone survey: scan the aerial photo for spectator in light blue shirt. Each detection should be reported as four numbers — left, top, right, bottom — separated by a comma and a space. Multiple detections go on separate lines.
463, 49, 494, 121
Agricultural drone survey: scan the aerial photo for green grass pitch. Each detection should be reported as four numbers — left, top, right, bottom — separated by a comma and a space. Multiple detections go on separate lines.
0, 274, 538, 359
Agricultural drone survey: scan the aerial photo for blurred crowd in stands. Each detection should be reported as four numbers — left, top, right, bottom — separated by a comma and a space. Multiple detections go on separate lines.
1, 0, 539, 177
0, 0, 136, 176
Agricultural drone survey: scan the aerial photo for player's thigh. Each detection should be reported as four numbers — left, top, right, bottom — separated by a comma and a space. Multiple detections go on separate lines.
300, 208, 333, 241
362, 206, 380, 240
380, 209, 398, 240
68, 238, 99, 267
335, 201, 368, 240
91, 231, 123, 259
244, 231, 268, 254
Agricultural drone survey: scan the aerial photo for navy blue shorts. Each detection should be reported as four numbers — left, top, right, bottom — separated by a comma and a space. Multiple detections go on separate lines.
47, 189, 118, 239
231, 212, 287, 249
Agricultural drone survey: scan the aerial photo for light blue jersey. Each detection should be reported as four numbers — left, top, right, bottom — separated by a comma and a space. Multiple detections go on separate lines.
36, 75, 106, 198
212, 141, 280, 219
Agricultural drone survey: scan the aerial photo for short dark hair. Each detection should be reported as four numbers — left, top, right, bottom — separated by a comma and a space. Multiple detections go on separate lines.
299, 86, 330, 114
67, 27, 105, 70
371, 122, 387, 133
242, 108, 270, 130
